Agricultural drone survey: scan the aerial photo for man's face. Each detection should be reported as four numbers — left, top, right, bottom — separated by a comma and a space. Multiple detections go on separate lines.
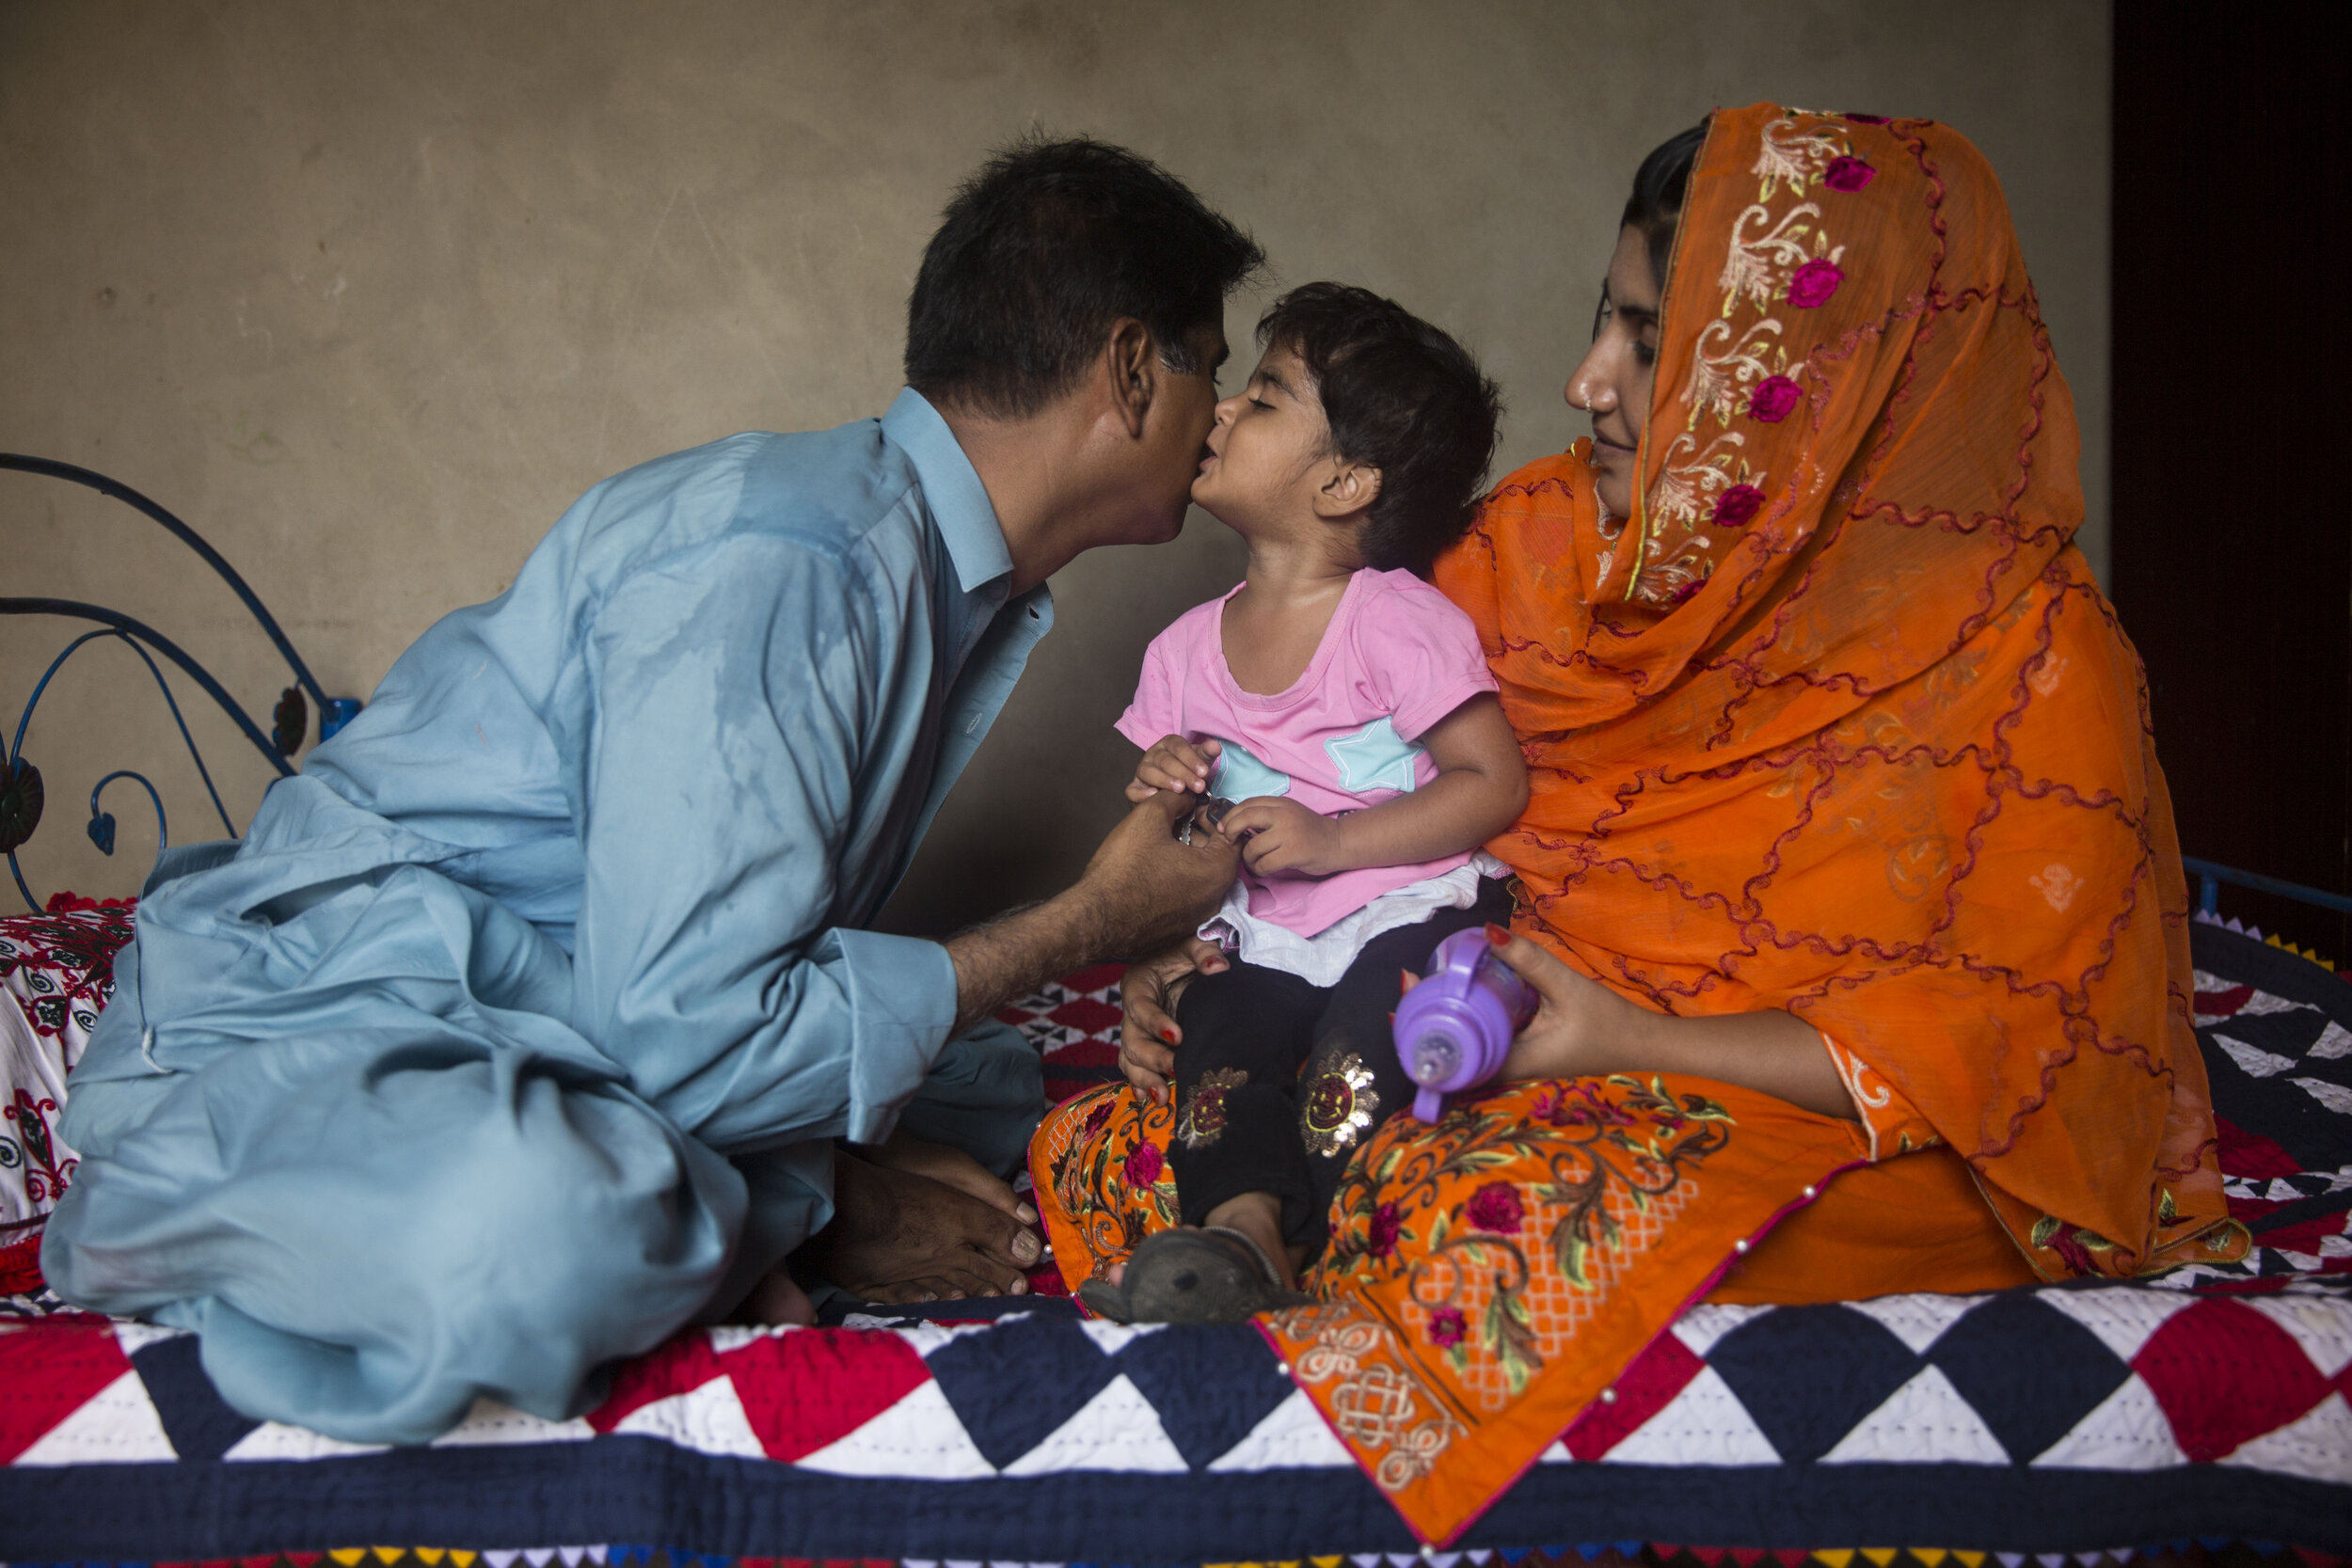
1121, 321, 1229, 545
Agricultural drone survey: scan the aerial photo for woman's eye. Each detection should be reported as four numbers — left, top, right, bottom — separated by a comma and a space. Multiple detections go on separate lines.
1632, 340, 1656, 369
1248, 397, 1274, 412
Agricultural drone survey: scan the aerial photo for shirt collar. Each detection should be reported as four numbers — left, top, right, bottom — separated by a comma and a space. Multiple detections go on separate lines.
881, 388, 1012, 596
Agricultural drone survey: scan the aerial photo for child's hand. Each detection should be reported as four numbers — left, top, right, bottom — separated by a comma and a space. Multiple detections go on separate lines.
1217, 797, 1346, 877
1126, 735, 1223, 801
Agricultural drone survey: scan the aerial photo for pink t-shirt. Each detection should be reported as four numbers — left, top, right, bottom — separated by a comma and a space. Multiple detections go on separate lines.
1117, 568, 1499, 940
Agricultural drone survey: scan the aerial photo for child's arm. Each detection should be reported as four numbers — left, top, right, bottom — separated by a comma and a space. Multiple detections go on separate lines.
1216, 694, 1528, 877
1125, 735, 1226, 802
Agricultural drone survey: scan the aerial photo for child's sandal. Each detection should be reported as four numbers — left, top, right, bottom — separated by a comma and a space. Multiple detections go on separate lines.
1077, 1226, 1309, 1324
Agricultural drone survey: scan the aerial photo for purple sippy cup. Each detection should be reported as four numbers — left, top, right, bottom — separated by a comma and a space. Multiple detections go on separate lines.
1394, 927, 1539, 1122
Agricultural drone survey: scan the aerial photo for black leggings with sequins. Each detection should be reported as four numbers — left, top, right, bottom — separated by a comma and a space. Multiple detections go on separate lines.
1164, 880, 1511, 1257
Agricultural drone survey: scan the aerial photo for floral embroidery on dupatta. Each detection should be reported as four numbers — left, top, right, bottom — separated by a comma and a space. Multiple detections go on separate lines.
1626, 110, 1872, 608
1307, 1076, 1733, 1405
1251, 1074, 1864, 1545
1034, 1072, 1862, 1546
1033, 1084, 1183, 1275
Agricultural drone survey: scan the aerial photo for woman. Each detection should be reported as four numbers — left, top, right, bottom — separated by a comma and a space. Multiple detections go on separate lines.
1031, 105, 2245, 1543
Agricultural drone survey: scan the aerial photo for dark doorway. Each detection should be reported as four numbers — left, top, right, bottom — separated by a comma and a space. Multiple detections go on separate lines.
2110, 5, 2352, 962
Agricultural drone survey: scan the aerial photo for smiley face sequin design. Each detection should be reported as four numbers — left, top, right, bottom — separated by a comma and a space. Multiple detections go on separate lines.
1300, 1053, 1379, 1157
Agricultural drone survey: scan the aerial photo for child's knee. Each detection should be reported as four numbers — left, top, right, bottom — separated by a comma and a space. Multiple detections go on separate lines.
1170, 966, 1296, 1073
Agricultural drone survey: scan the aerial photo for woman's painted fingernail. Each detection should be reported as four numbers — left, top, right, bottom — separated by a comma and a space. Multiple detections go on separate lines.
1160, 1027, 1178, 1043
1486, 923, 1512, 946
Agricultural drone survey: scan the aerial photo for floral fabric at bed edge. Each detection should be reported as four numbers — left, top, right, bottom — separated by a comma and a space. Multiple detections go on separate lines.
1031, 1074, 1866, 1544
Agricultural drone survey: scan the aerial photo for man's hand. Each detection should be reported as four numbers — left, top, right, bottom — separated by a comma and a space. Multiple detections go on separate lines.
1126, 735, 1223, 801
1073, 789, 1243, 953
1217, 796, 1346, 877
944, 792, 1239, 1037
1117, 936, 1228, 1103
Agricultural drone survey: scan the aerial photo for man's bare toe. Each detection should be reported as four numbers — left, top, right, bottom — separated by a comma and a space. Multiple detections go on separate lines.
808, 1154, 1044, 1302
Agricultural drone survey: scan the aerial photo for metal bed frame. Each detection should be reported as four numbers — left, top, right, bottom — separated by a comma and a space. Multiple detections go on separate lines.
0, 454, 359, 911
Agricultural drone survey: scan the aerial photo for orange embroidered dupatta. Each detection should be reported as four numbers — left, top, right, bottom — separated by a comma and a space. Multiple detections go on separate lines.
1430, 103, 2238, 1284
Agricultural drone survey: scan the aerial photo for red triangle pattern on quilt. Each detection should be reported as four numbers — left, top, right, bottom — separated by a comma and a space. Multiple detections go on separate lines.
714, 1327, 931, 1462
2133, 1299, 2349, 1462
0, 1320, 128, 1462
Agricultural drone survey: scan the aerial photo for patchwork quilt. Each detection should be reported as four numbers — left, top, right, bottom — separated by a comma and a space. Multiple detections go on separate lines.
0, 908, 2346, 1566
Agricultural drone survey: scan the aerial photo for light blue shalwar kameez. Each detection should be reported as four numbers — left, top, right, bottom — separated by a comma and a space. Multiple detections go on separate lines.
41, 390, 1053, 1443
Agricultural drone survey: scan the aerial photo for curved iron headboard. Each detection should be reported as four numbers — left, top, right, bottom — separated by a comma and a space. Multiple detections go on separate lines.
0, 456, 363, 911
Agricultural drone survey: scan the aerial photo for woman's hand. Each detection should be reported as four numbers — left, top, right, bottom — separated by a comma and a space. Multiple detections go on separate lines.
1117, 936, 1229, 1103
1127, 735, 1223, 801
1216, 796, 1345, 877
1460, 923, 1856, 1118
1471, 924, 1637, 1081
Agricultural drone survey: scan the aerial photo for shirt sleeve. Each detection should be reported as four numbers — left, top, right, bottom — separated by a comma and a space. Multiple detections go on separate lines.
1368, 578, 1502, 742
1114, 622, 1185, 752
568, 531, 957, 1156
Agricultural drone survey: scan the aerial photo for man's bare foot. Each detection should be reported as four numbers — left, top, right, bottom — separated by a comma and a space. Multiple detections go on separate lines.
858, 1128, 1038, 1226
800, 1151, 1041, 1303
739, 1266, 817, 1326
1099, 1192, 1306, 1291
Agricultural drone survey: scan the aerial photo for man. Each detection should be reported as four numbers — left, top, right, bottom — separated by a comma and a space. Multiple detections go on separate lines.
43, 137, 1260, 1442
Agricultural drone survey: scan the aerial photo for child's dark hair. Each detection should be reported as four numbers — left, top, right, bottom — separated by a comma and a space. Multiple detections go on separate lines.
1622, 120, 1709, 290
906, 135, 1265, 418
1257, 283, 1502, 576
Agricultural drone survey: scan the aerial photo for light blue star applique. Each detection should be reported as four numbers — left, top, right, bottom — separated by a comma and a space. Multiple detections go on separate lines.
1325, 718, 1426, 794
1209, 737, 1292, 800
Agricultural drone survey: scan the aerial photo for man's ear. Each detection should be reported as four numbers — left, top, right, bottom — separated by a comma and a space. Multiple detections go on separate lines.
1104, 318, 1156, 438
1312, 461, 1382, 521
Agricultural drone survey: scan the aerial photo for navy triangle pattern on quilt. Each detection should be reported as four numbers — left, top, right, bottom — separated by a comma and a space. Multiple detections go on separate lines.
2180, 921, 2352, 1288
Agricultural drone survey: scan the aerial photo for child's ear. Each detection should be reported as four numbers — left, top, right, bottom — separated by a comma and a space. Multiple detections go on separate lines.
1313, 460, 1382, 521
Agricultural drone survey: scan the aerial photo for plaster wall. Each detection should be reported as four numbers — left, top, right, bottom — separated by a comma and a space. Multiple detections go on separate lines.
0, 0, 2112, 928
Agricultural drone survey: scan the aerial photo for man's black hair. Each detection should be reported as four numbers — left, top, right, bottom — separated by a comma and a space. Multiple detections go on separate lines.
905, 135, 1265, 418
1258, 282, 1503, 577
1621, 120, 1710, 289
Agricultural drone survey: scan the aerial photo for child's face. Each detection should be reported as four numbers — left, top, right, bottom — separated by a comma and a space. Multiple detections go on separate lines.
1190, 342, 1332, 532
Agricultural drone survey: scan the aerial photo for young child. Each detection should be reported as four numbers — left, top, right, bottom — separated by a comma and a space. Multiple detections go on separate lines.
1087, 282, 1526, 1323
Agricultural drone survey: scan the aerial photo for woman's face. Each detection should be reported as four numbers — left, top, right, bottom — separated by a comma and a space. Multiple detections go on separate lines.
1565, 225, 1662, 520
